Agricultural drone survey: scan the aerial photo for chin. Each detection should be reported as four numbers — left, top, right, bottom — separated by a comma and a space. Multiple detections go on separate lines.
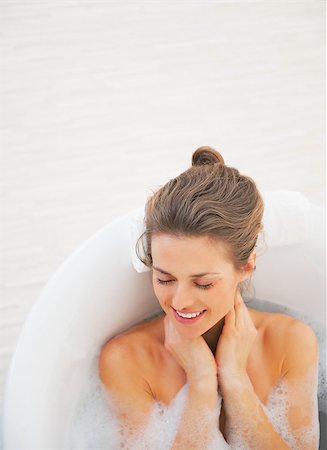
175, 322, 208, 337
177, 328, 203, 340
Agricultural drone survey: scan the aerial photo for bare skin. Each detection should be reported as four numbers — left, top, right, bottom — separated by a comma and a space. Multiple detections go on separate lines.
100, 233, 318, 448
109, 306, 292, 438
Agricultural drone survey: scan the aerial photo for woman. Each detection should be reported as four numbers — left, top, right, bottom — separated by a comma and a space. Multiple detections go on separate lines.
99, 147, 319, 449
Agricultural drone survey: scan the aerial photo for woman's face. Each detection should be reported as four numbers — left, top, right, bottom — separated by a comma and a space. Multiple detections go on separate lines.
151, 233, 247, 339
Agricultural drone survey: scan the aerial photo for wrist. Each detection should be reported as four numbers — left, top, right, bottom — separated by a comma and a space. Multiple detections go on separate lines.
187, 373, 218, 391
187, 377, 220, 413
218, 370, 250, 392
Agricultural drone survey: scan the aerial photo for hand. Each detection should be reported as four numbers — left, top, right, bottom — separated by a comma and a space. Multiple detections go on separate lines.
215, 289, 258, 380
163, 315, 217, 386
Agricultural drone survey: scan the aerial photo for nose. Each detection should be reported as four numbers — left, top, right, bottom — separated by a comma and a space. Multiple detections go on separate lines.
171, 285, 195, 311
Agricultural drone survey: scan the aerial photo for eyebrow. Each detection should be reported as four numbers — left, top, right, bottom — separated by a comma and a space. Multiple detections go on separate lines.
152, 266, 222, 278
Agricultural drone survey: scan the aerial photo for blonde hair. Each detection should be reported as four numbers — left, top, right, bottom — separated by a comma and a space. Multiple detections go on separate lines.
136, 146, 264, 293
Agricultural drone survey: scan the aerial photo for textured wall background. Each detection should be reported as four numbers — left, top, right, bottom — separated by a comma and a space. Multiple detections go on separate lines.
0, 1, 325, 405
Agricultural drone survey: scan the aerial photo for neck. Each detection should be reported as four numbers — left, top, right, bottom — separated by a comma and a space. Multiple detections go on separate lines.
202, 317, 225, 354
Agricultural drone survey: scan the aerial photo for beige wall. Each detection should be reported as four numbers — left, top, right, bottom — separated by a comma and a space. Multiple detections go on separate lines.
0, 2, 325, 403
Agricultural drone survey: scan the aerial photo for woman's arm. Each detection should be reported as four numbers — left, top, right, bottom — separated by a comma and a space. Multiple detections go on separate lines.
276, 320, 319, 449
220, 372, 292, 449
218, 319, 319, 450
99, 335, 229, 450
99, 337, 156, 441
169, 377, 227, 450
162, 315, 230, 449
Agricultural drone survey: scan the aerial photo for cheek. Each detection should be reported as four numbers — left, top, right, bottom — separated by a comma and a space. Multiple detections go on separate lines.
212, 298, 231, 316
152, 281, 167, 304
152, 282, 160, 298
212, 282, 236, 311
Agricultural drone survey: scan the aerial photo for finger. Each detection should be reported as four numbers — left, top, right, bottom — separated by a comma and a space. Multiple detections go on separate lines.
163, 315, 169, 333
234, 289, 245, 328
164, 316, 182, 343
235, 292, 256, 331
224, 305, 235, 329
163, 316, 174, 341
242, 301, 256, 328
234, 288, 241, 307
164, 315, 175, 334
236, 292, 251, 320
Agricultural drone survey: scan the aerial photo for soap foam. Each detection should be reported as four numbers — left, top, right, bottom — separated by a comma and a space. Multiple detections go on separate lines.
65, 361, 120, 450
263, 365, 320, 450
66, 359, 321, 450
66, 307, 325, 450
114, 385, 187, 450
112, 386, 230, 450
225, 363, 320, 450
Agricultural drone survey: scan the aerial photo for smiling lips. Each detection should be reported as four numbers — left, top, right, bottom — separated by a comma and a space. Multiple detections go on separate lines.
173, 307, 206, 324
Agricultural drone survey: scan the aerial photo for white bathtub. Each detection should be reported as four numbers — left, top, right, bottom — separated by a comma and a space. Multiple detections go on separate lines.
2, 193, 326, 449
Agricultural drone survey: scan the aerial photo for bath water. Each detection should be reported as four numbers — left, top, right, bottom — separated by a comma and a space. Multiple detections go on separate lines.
65, 303, 326, 449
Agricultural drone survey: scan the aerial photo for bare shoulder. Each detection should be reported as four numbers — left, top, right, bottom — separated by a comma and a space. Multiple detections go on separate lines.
249, 307, 318, 375
98, 316, 166, 433
263, 309, 317, 348
99, 314, 165, 395
275, 314, 319, 375
248, 306, 314, 335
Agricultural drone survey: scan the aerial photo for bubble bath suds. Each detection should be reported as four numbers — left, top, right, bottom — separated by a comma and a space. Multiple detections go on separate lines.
224, 365, 320, 450
66, 314, 325, 450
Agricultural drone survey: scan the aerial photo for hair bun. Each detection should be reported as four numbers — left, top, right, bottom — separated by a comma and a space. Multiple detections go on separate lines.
192, 146, 225, 167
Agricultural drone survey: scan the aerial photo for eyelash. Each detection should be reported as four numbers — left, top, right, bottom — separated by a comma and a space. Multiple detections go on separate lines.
156, 279, 213, 290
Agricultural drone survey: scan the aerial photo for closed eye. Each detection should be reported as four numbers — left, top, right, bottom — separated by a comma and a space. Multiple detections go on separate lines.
156, 278, 213, 290
156, 279, 174, 285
